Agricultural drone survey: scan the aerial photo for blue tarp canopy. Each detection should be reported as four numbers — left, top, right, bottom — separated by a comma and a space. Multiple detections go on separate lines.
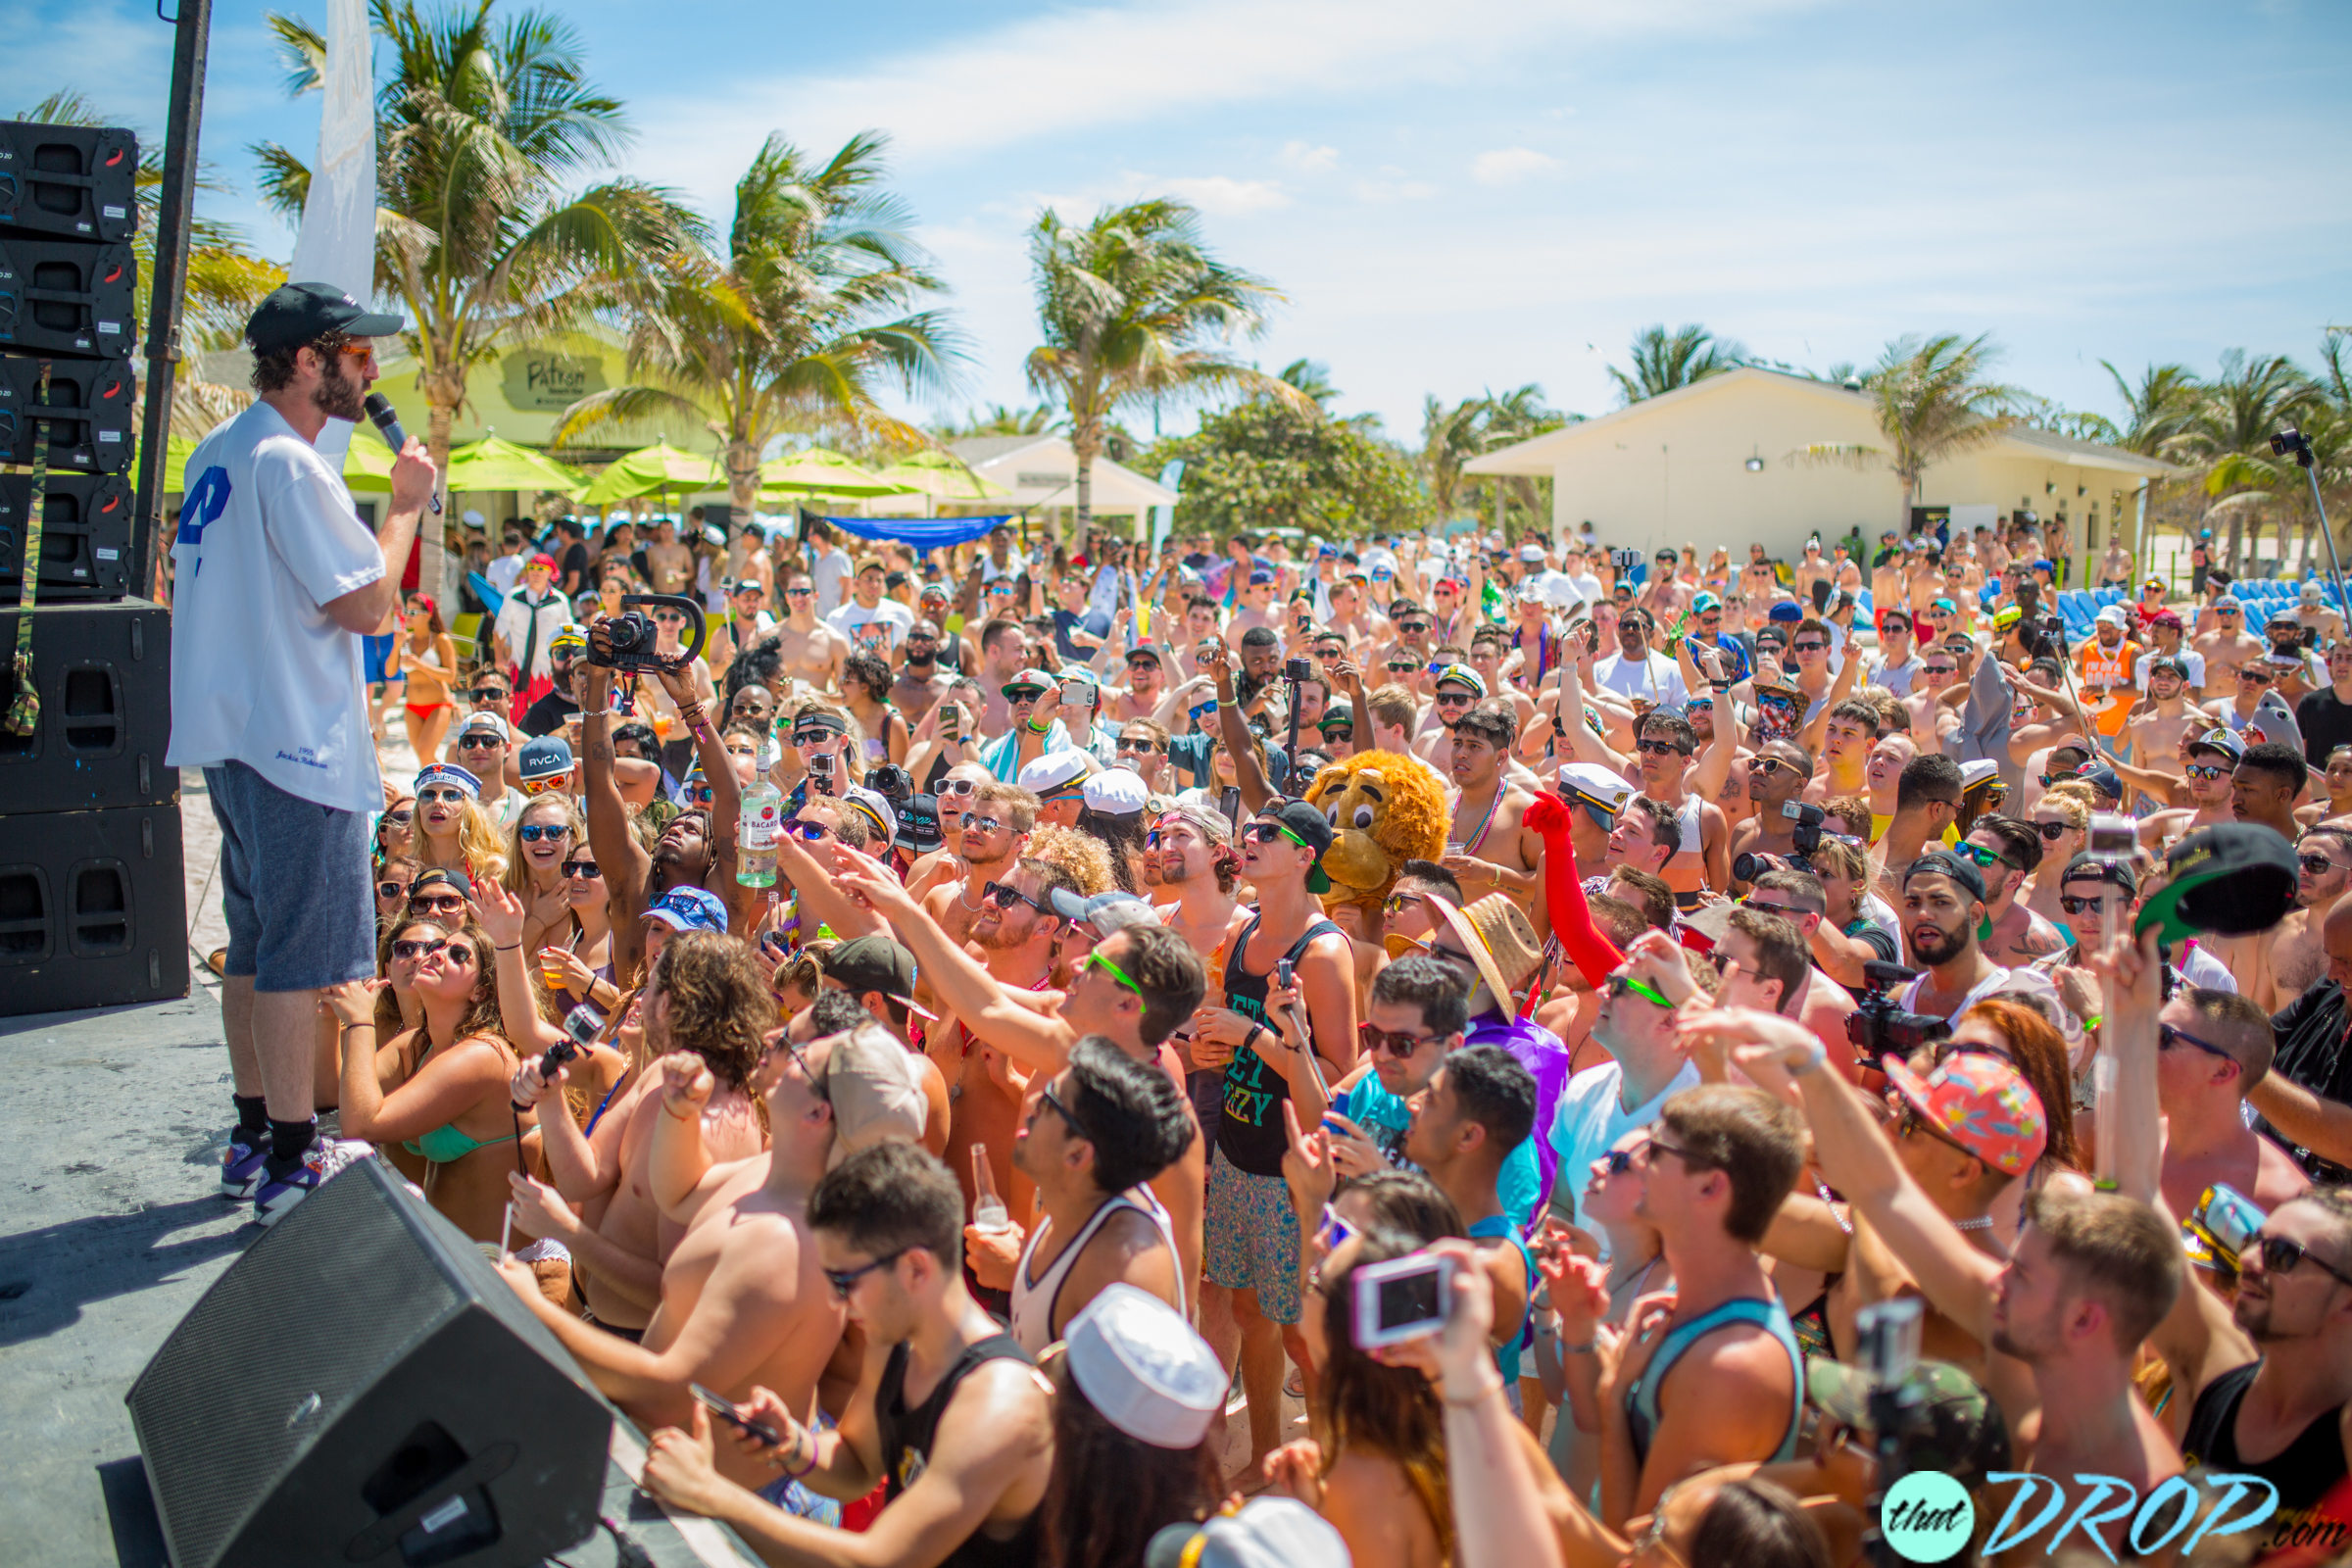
812, 514, 1016, 550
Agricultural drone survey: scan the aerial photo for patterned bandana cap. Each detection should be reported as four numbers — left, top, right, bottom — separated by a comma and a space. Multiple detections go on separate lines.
1432, 663, 1488, 698
413, 763, 481, 800
1885, 1052, 2047, 1175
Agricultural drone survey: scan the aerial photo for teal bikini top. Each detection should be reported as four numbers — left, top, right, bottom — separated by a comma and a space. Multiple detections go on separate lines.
403, 1123, 516, 1164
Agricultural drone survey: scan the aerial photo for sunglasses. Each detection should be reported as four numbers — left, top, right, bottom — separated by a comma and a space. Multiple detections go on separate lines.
790, 730, 840, 748
1955, 842, 2015, 872
2159, 1022, 2237, 1065
821, 1249, 907, 1299
1433, 692, 1474, 709
408, 890, 467, 913
2184, 762, 2230, 781
375, 880, 413, 902
785, 587, 814, 598
1240, 820, 1309, 849
417, 788, 470, 807
561, 858, 602, 879
1036, 1079, 1094, 1141
1635, 738, 1691, 757
1358, 1022, 1446, 1055
521, 775, 569, 796
518, 822, 571, 843
1605, 973, 1671, 1008
2302, 853, 2344, 876
2056, 891, 2118, 914
982, 880, 1052, 915
1083, 950, 1142, 995
2032, 819, 2071, 841
1597, 1148, 1641, 1177
1747, 757, 1793, 776
1791, 640, 1828, 654
390, 937, 449, 960
381, 808, 415, 825
1385, 660, 1418, 671
1397, 621, 1430, 636
938, 778, 977, 798
959, 813, 1006, 834
785, 820, 832, 842
1115, 737, 1163, 754
1923, 663, 1957, 677
2239, 668, 2274, 683
687, 785, 716, 806
2252, 1233, 2352, 1288
457, 734, 503, 750
468, 689, 508, 703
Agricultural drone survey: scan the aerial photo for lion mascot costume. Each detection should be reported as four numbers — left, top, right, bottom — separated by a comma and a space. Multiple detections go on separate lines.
1300, 750, 1450, 921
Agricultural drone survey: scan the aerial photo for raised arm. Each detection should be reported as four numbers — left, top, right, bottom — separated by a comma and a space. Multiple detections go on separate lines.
578, 651, 654, 977
473, 881, 565, 1052
1794, 641, 1862, 758
1207, 641, 1276, 812
2248, 1073, 2352, 1167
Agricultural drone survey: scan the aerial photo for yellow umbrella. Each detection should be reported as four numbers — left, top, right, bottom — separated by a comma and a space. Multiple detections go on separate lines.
148, 429, 391, 492
577, 441, 724, 507
758, 447, 917, 498
867, 449, 1007, 501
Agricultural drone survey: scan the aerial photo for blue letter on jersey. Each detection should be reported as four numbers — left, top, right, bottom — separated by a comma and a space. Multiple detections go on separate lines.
178, 466, 232, 548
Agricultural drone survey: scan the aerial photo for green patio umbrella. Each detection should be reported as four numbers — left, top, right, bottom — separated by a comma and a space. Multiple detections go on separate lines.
757, 447, 917, 499
148, 429, 391, 493
867, 448, 1007, 501
576, 441, 724, 507
445, 434, 587, 497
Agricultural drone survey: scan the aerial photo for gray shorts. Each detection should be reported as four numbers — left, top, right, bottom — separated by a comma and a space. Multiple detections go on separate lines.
206, 761, 375, 992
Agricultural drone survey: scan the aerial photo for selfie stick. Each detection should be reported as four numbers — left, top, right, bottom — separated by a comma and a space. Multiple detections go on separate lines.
2281, 429, 2352, 630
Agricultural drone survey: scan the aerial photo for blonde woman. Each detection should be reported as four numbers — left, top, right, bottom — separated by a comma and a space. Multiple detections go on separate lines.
412, 763, 509, 885
501, 792, 588, 960
2021, 786, 2089, 934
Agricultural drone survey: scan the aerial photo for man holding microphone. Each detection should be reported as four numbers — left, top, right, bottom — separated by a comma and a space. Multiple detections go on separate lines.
169, 281, 438, 1224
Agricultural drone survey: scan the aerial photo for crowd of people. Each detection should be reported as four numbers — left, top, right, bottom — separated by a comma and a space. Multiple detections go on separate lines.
168, 282, 2352, 1568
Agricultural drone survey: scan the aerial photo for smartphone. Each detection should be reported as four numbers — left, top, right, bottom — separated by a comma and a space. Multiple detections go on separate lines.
689, 1384, 780, 1447
1060, 680, 1090, 708
1274, 956, 1294, 991
1352, 1250, 1455, 1348
940, 710, 961, 742
1220, 785, 1243, 835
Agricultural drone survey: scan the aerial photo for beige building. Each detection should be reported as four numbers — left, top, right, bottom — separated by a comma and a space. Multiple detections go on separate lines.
1464, 368, 2179, 561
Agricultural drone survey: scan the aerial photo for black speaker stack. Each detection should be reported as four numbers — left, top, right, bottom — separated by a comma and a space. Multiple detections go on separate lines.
129, 1158, 614, 1568
0, 118, 185, 1016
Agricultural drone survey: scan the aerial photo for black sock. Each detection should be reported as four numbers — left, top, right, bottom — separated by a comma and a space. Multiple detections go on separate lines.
269, 1116, 317, 1167
233, 1095, 269, 1141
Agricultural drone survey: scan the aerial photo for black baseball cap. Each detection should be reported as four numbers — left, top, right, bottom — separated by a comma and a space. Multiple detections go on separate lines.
1904, 849, 1986, 906
815, 936, 917, 1004
2138, 823, 2298, 946
244, 280, 404, 355
1260, 800, 1335, 894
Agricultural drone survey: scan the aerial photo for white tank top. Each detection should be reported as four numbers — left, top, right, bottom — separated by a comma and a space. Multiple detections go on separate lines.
1007, 1187, 1181, 1354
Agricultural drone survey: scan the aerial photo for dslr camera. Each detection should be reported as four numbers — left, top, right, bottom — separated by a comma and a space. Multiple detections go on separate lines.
1731, 802, 1827, 883
588, 593, 708, 673
1846, 959, 1948, 1062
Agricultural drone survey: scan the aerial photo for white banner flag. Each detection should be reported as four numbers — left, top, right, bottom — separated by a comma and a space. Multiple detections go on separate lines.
286, 0, 375, 473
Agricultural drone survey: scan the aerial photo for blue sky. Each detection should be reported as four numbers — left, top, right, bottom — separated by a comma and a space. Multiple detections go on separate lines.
11, 0, 2349, 441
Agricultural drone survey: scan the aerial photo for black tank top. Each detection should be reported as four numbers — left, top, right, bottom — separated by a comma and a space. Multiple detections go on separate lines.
2181, 1360, 2350, 1534
874, 1331, 1041, 1568
1217, 914, 1343, 1177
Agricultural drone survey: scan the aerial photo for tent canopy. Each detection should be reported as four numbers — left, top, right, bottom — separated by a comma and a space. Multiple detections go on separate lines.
577, 441, 725, 506
947, 435, 1176, 514
446, 434, 588, 497
812, 513, 1016, 551
153, 428, 392, 494
868, 449, 1008, 502
759, 447, 915, 499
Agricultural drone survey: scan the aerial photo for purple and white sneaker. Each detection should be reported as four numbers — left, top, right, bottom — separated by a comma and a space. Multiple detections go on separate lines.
255, 1139, 373, 1227
220, 1134, 269, 1200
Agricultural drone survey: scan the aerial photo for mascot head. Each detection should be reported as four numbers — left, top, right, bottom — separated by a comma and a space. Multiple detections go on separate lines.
1300, 750, 1450, 918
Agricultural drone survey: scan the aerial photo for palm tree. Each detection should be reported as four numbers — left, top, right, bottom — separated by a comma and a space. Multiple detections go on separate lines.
1606, 323, 1746, 405
255, 0, 693, 598
1417, 385, 1567, 533
1278, 359, 1340, 411
2178, 350, 2315, 572
18, 91, 284, 432
1024, 198, 1304, 533
546, 130, 956, 512
1793, 333, 2021, 529
935, 403, 1059, 441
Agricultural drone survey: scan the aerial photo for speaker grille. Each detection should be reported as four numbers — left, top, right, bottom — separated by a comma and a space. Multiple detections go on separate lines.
129, 1165, 464, 1568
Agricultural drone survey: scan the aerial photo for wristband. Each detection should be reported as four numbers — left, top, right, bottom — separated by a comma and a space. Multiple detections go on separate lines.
1023, 718, 1049, 734
1788, 1041, 1830, 1078
1560, 1335, 1597, 1355
780, 1427, 817, 1479
496, 942, 522, 952
1442, 1372, 1508, 1407
338, 1021, 374, 1034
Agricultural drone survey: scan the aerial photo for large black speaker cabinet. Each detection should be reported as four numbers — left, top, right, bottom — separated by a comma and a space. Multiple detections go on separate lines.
0, 801, 184, 1014
0, 352, 134, 470
0, 467, 132, 600
0, 598, 172, 812
0, 235, 135, 357
0, 122, 138, 242
126, 1159, 613, 1568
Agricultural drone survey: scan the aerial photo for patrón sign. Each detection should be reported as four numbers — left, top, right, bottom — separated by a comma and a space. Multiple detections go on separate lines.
501, 349, 606, 413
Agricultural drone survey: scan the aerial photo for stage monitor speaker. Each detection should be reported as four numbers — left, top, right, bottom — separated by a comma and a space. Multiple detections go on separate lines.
0, 598, 172, 812
0, 352, 134, 470
127, 1159, 612, 1568
0, 468, 132, 601
0, 236, 135, 357
0, 122, 138, 243
0, 801, 184, 1014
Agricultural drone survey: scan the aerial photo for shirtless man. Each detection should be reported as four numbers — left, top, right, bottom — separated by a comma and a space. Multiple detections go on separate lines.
2272, 825, 2352, 1003
1863, 732, 1915, 842
724, 523, 772, 603
1145, 803, 1251, 1111
2294, 580, 2347, 648
973, 619, 1028, 738
937, 856, 1075, 1220
2118, 655, 2200, 794
642, 517, 695, 599
772, 570, 850, 697
1730, 740, 1817, 885
1223, 566, 1279, 650
2194, 593, 2266, 692
2135, 729, 2243, 851
889, 619, 956, 723
1804, 697, 1878, 805
919, 781, 1034, 956
1435, 700, 1544, 918
1961, 815, 2066, 966
1630, 708, 1729, 908
506, 932, 767, 1342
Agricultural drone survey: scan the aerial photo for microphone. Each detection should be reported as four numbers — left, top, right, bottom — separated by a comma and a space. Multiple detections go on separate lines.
363, 391, 442, 514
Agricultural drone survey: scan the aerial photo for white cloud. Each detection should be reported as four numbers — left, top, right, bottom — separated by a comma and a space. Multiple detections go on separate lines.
1164, 175, 1291, 215
1280, 140, 1341, 173
1471, 146, 1561, 185
1353, 176, 1438, 204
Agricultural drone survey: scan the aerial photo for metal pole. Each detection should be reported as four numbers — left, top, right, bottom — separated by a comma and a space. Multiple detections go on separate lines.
128, 0, 214, 602
2304, 458, 2349, 622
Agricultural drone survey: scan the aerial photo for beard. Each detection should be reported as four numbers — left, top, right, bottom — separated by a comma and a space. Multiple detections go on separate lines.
313, 351, 367, 422
1910, 917, 1968, 965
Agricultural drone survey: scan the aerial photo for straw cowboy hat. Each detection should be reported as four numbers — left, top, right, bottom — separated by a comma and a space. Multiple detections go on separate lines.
1425, 893, 1544, 1007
